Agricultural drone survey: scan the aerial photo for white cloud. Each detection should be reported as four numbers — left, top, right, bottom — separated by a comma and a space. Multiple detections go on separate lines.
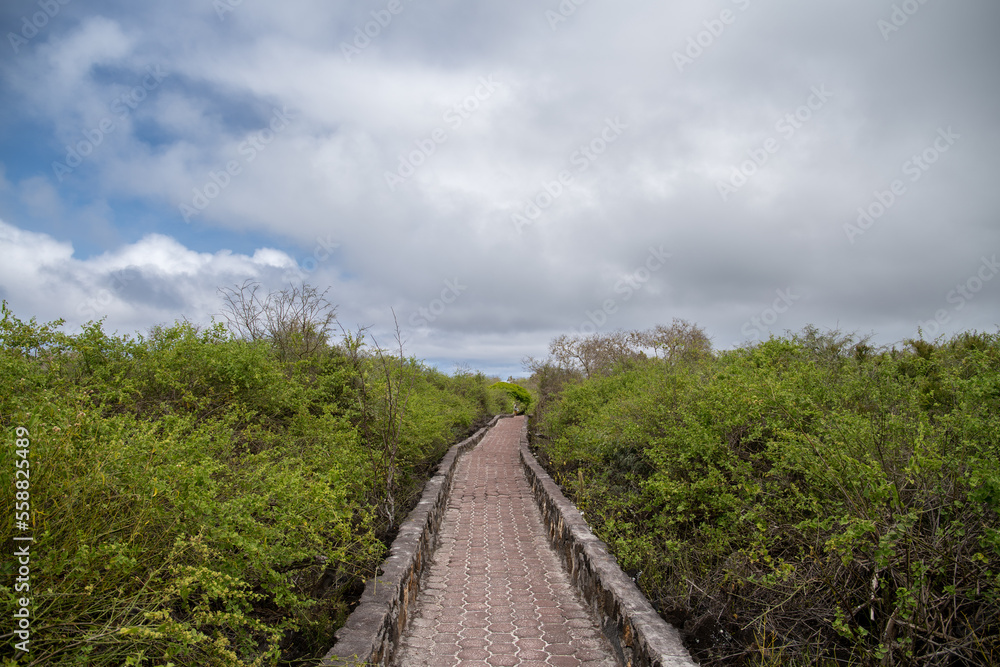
1, 1, 999, 377
0, 219, 306, 335
9, 16, 135, 123
44, 16, 134, 82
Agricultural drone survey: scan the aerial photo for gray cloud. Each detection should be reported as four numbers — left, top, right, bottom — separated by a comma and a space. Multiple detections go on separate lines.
0, 0, 998, 377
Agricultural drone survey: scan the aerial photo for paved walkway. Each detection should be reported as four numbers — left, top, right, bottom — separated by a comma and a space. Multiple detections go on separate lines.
393, 416, 617, 666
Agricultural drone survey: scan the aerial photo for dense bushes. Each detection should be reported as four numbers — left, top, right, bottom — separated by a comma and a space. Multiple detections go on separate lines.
489, 381, 533, 414
535, 327, 1000, 666
0, 302, 511, 666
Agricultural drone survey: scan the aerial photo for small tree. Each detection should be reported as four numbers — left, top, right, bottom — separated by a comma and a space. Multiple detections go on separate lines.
340, 314, 414, 529
489, 381, 533, 414
634, 318, 712, 363
549, 330, 638, 378
218, 280, 337, 361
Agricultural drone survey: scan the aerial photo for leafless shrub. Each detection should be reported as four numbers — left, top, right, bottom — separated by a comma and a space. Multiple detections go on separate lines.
218, 280, 337, 361
339, 313, 413, 529
545, 319, 712, 378
636, 318, 713, 363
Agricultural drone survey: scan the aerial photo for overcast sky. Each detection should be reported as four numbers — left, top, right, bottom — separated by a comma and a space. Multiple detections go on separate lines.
1, 0, 998, 377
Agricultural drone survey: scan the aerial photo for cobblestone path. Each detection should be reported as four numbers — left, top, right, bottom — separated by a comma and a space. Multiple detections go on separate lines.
392, 416, 617, 666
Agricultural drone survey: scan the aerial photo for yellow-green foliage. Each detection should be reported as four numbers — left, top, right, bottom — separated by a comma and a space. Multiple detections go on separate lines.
538, 328, 1000, 667
0, 304, 500, 666
488, 381, 533, 414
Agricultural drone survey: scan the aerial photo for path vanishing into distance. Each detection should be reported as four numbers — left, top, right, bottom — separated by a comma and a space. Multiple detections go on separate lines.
392, 416, 618, 666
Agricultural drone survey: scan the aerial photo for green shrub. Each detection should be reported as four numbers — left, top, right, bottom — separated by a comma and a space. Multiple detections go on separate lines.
537, 329, 1000, 666
0, 304, 503, 666
489, 381, 533, 414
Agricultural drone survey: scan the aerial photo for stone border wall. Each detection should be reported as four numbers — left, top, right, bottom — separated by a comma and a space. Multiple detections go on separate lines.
320, 414, 505, 667
518, 420, 699, 667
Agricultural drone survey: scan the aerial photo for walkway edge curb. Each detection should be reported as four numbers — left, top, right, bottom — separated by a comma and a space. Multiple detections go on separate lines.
518, 420, 700, 667
320, 414, 506, 667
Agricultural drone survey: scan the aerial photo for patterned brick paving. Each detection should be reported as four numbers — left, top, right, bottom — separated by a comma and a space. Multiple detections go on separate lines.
393, 416, 617, 666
